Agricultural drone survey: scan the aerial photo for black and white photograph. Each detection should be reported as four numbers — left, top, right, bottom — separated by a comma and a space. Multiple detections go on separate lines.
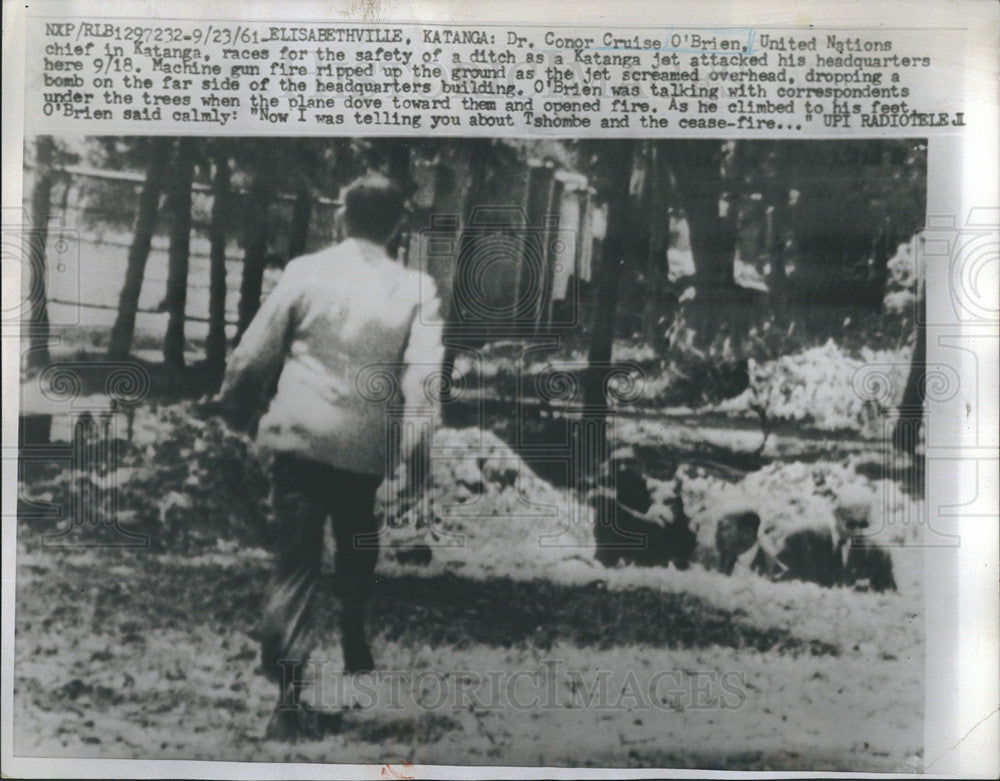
13, 133, 932, 770
4, 1, 999, 777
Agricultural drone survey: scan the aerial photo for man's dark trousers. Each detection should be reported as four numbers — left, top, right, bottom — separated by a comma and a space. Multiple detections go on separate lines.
259, 451, 383, 704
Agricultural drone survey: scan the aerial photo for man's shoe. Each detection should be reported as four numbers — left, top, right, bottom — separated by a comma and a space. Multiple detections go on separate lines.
340, 609, 374, 673
342, 636, 374, 674
265, 704, 341, 741
264, 706, 304, 742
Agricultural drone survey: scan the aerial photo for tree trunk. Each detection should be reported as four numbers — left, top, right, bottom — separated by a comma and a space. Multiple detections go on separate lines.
759, 144, 790, 301
108, 137, 171, 360
26, 135, 56, 371
642, 143, 673, 347
517, 159, 556, 325
764, 205, 787, 296
421, 151, 464, 294
385, 140, 413, 192
869, 215, 897, 310
893, 289, 926, 453
287, 175, 313, 261
440, 138, 492, 401
663, 140, 735, 290
583, 140, 636, 412
662, 140, 740, 346
235, 146, 277, 342
386, 141, 412, 260
535, 174, 566, 333
162, 138, 197, 370
205, 144, 232, 385
633, 144, 655, 287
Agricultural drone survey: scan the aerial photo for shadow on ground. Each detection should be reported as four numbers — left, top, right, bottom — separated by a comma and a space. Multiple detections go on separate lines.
21, 551, 838, 658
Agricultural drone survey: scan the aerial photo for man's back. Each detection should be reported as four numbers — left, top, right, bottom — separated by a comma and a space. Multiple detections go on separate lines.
773, 523, 839, 587
221, 237, 443, 475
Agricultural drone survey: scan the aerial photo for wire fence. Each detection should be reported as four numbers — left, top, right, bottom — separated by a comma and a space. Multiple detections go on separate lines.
23, 164, 343, 328
23, 160, 602, 335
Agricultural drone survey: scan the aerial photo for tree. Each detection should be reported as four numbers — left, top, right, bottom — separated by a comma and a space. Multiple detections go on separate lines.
893, 287, 926, 453
108, 137, 172, 360
730, 140, 793, 299
163, 137, 198, 370
662, 140, 736, 291
440, 138, 494, 398
287, 172, 313, 261
26, 135, 57, 371
759, 144, 792, 299
235, 141, 278, 342
205, 142, 232, 385
583, 140, 637, 411
641, 143, 674, 346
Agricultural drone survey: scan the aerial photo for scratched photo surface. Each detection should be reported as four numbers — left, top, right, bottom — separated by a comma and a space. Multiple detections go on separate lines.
15, 136, 928, 771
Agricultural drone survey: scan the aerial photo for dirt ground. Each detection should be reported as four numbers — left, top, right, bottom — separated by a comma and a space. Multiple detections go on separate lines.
13, 421, 925, 771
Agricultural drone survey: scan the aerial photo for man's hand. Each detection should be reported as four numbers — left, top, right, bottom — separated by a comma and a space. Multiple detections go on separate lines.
192, 394, 226, 418
192, 392, 257, 432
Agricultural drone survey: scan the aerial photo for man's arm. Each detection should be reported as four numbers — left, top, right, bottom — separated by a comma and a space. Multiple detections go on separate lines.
216, 265, 300, 426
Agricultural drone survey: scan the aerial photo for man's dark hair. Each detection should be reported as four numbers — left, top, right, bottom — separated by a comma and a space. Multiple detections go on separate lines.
341, 173, 404, 244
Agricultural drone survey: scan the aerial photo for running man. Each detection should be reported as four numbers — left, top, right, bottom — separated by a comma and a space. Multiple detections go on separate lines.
216, 173, 443, 738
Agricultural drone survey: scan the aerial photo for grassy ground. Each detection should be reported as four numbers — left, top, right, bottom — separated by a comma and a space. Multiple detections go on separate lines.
14, 405, 925, 771
12, 542, 922, 770
15, 235, 925, 769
